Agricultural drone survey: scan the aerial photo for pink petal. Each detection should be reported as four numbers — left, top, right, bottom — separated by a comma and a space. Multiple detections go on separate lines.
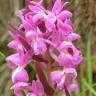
7, 40, 19, 48
26, 30, 35, 42
22, 20, 34, 30
28, 5, 42, 13
58, 41, 73, 52
67, 33, 80, 41
58, 54, 73, 67
32, 12, 44, 24
50, 70, 63, 84
57, 75, 66, 90
57, 41, 83, 67
33, 40, 47, 55
45, 14, 56, 32
52, 0, 62, 14
57, 10, 72, 20
14, 90, 24, 96
32, 80, 44, 96
30, 0, 43, 7
67, 83, 78, 92
24, 12, 35, 24
64, 68, 77, 78
72, 52, 83, 66
60, 19, 73, 37
58, 21, 73, 35
6, 53, 20, 69
12, 68, 29, 83
11, 82, 29, 90
27, 93, 37, 96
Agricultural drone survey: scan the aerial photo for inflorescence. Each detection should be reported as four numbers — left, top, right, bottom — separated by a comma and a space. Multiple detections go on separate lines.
6, 0, 83, 96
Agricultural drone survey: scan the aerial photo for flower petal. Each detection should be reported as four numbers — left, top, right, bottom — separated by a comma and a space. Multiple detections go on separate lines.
6, 53, 20, 69
67, 83, 78, 92
45, 13, 56, 32
8, 40, 19, 49
11, 82, 29, 90
58, 54, 73, 67
52, 0, 62, 14
57, 10, 72, 20
67, 33, 80, 41
58, 20, 73, 35
50, 70, 63, 84
32, 12, 44, 24
64, 68, 77, 79
31, 80, 44, 96
12, 68, 29, 83
27, 93, 37, 96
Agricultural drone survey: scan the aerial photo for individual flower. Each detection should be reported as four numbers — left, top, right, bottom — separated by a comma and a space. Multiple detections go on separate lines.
27, 80, 44, 96
57, 41, 83, 68
51, 19, 73, 46
11, 82, 30, 96
11, 67, 30, 96
50, 68, 77, 91
6, 53, 21, 69
6, 51, 32, 69
26, 27, 47, 55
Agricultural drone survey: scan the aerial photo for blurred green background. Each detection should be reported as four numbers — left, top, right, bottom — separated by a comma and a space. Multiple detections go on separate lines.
0, 0, 96, 96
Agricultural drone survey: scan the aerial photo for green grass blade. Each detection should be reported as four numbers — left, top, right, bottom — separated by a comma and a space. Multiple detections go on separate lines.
87, 39, 92, 96
82, 79, 96, 95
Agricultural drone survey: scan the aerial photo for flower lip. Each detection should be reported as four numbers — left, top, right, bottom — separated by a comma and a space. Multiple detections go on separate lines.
12, 67, 29, 83
10, 82, 30, 90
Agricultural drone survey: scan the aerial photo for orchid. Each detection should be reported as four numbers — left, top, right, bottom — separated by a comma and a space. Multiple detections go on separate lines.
50, 68, 77, 90
57, 41, 83, 68
6, 0, 83, 96
25, 27, 47, 55
27, 80, 44, 96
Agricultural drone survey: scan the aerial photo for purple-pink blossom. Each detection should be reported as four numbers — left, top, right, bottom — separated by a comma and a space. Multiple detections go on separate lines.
50, 68, 77, 90
6, 0, 83, 96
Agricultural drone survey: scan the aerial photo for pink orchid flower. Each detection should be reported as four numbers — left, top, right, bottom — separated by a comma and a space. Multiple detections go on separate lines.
26, 27, 47, 55
50, 68, 77, 91
57, 41, 83, 68
27, 80, 44, 96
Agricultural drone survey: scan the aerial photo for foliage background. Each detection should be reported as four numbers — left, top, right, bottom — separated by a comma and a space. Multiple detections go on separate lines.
0, 0, 96, 96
